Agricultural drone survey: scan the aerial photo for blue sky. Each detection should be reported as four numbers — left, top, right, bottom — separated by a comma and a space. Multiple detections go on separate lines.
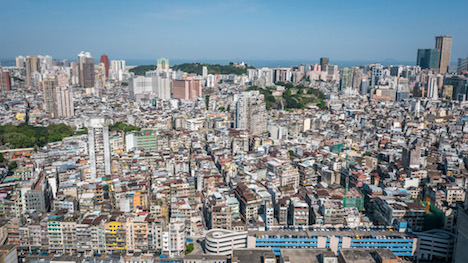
0, 0, 467, 63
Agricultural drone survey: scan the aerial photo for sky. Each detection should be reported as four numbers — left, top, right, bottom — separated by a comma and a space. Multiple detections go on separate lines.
0, 0, 467, 64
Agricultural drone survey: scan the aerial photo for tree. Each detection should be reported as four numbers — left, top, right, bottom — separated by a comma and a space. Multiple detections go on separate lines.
9, 161, 17, 170
184, 243, 194, 255
205, 95, 210, 107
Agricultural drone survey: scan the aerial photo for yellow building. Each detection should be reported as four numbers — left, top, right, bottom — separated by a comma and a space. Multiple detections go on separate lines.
15, 112, 25, 121
105, 222, 126, 253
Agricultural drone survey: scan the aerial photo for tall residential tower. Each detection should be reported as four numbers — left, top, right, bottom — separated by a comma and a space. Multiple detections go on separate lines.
78, 51, 95, 88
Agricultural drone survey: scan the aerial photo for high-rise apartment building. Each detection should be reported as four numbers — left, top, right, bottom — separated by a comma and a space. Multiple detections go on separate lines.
172, 78, 202, 100
87, 117, 112, 180
235, 90, 267, 135
45, 73, 74, 118
43, 77, 57, 116
15, 56, 25, 68
26, 56, 40, 87
152, 74, 172, 100
77, 51, 95, 88
40, 55, 53, 69
202, 66, 208, 78
435, 35, 452, 74
339, 67, 352, 91
56, 87, 74, 118
100, 54, 110, 77
110, 60, 126, 81
417, 49, 439, 70
0, 70, 11, 92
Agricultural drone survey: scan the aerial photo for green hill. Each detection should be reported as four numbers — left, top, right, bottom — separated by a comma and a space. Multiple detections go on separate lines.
129, 62, 255, 76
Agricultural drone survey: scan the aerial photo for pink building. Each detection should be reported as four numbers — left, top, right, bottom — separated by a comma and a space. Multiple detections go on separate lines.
172, 78, 202, 100
312, 63, 321, 71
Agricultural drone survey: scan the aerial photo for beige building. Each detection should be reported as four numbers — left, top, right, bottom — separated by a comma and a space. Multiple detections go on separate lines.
435, 35, 452, 74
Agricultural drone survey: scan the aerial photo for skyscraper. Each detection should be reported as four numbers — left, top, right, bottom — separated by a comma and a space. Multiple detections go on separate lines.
157, 58, 169, 70
320, 57, 329, 71
100, 54, 110, 78
416, 49, 439, 70
435, 35, 452, 74
43, 77, 57, 116
77, 51, 95, 88
25, 56, 40, 87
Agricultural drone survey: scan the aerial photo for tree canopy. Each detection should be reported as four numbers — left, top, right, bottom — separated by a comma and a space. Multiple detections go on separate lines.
129, 65, 157, 76
109, 122, 140, 133
172, 63, 255, 75
129, 63, 255, 76
0, 123, 84, 148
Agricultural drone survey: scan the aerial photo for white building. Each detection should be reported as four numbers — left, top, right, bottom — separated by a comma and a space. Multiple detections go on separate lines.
110, 60, 126, 81
205, 229, 248, 255
162, 222, 185, 257
87, 117, 111, 180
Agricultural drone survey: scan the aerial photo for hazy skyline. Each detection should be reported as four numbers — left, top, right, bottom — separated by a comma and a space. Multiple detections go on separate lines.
1, 0, 467, 62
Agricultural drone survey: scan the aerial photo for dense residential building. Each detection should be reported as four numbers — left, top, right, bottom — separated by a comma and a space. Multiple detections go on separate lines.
125, 128, 158, 152
2, 33, 468, 263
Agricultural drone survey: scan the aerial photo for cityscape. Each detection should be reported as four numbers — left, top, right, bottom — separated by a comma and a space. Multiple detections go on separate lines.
1, 2, 468, 263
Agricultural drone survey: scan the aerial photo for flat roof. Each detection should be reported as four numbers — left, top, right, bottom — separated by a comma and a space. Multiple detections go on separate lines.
280, 248, 329, 263
249, 229, 409, 239
232, 248, 275, 263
